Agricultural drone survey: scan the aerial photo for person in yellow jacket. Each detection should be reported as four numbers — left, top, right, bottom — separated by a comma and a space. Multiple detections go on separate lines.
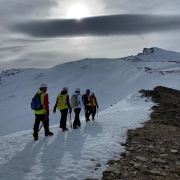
53, 87, 72, 131
33, 83, 53, 141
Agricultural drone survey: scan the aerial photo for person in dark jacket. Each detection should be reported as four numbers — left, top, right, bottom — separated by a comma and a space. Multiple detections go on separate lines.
33, 83, 53, 141
91, 92, 99, 120
82, 89, 94, 122
53, 87, 72, 131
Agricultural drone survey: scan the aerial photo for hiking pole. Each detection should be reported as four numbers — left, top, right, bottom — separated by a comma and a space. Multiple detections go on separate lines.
38, 115, 47, 132
69, 112, 72, 128
97, 107, 98, 117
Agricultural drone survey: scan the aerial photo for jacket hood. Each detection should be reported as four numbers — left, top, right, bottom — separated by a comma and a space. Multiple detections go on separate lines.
72, 92, 81, 96
61, 90, 67, 95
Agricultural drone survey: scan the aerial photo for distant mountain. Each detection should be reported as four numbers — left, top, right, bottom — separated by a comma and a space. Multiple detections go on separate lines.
0, 47, 180, 136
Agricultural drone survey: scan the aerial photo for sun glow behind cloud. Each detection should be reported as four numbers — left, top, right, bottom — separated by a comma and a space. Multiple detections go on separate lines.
67, 4, 90, 19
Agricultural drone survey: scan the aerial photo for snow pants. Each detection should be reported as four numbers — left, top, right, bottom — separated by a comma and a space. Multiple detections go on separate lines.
60, 108, 68, 129
33, 114, 49, 136
92, 106, 97, 117
85, 106, 93, 120
73, 108, 81, 127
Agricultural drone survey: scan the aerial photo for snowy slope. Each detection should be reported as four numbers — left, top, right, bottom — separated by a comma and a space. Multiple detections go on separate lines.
0, 92, 154, 180
0, 47, 180, 136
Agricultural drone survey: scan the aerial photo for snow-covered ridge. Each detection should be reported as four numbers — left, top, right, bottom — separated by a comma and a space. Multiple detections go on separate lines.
0, 47, 180, 136
0, 69, 24, 85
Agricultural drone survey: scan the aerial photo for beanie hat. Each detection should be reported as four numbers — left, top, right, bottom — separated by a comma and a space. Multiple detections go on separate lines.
63, 87, 69, 91
75, 87, 80, 92
40, 83, 48, 89
86, 89, 90, 93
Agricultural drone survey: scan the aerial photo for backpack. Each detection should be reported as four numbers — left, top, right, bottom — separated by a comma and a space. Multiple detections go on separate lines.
82, 94, 89, 105
31, 92, 44, 110
57, 94, 67, 110
71, 95, 79, 107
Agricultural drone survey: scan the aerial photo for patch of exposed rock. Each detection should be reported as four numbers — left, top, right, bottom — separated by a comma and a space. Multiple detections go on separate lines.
98, 86, 180, 180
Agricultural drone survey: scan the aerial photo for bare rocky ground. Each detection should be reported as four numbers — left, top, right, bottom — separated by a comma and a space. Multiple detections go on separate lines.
84, 86, 180, 180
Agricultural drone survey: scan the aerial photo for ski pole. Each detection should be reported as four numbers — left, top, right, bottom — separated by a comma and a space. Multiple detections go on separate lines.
38, 115, 47, 132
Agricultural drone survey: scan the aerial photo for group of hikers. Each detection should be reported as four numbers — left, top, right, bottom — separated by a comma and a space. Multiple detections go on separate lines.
32, 83, 99, 141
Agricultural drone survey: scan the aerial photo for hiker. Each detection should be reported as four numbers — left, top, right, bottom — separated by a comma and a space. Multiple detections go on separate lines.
82, 89, 94, 122
71, 87, 85, 129
53, 87, 72, 131
91, 92, 99, 120
32, 83, 53, 141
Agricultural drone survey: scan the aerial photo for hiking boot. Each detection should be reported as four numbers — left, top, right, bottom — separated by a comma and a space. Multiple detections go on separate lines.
86, 118, 90, 122
33, 135, 38, 141
92, 116, 95, 121
62, 128, 68, 131
45, 131, 54, 136
73, 126, 78, 129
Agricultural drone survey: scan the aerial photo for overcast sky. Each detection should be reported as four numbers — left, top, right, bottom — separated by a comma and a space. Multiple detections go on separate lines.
0, 0, 180, 72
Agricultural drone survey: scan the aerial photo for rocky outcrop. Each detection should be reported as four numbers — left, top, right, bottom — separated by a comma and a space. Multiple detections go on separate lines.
100, 86, 180, 180
137, 48, 154, 56
143, 48, 154, 54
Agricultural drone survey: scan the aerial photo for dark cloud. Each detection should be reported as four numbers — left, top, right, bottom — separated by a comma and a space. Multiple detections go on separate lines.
11, 14, 180, 38
0, 0, 58, 38
0, 0, 57, 22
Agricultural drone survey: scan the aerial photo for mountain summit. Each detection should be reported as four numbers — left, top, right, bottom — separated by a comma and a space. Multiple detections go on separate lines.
137, 47, 180, 62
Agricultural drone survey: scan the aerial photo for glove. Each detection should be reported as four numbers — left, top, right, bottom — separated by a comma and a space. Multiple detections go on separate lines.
97, 106, 99, 109
53, 107, 56, 114
46, 111, 49, 116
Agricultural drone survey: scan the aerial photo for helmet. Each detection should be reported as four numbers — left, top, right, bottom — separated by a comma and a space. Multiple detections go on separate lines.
86, 89, 90, 93
75, 87, 80, 92
91, 92, 95, 95
63, 87, 69, 91
40, 83, 48, 89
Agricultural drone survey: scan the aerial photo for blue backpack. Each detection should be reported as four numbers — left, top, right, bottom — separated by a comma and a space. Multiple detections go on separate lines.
31, 92, 44, 110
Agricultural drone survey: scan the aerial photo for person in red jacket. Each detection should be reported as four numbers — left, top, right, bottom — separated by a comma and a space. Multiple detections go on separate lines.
33, 83, 53, 141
